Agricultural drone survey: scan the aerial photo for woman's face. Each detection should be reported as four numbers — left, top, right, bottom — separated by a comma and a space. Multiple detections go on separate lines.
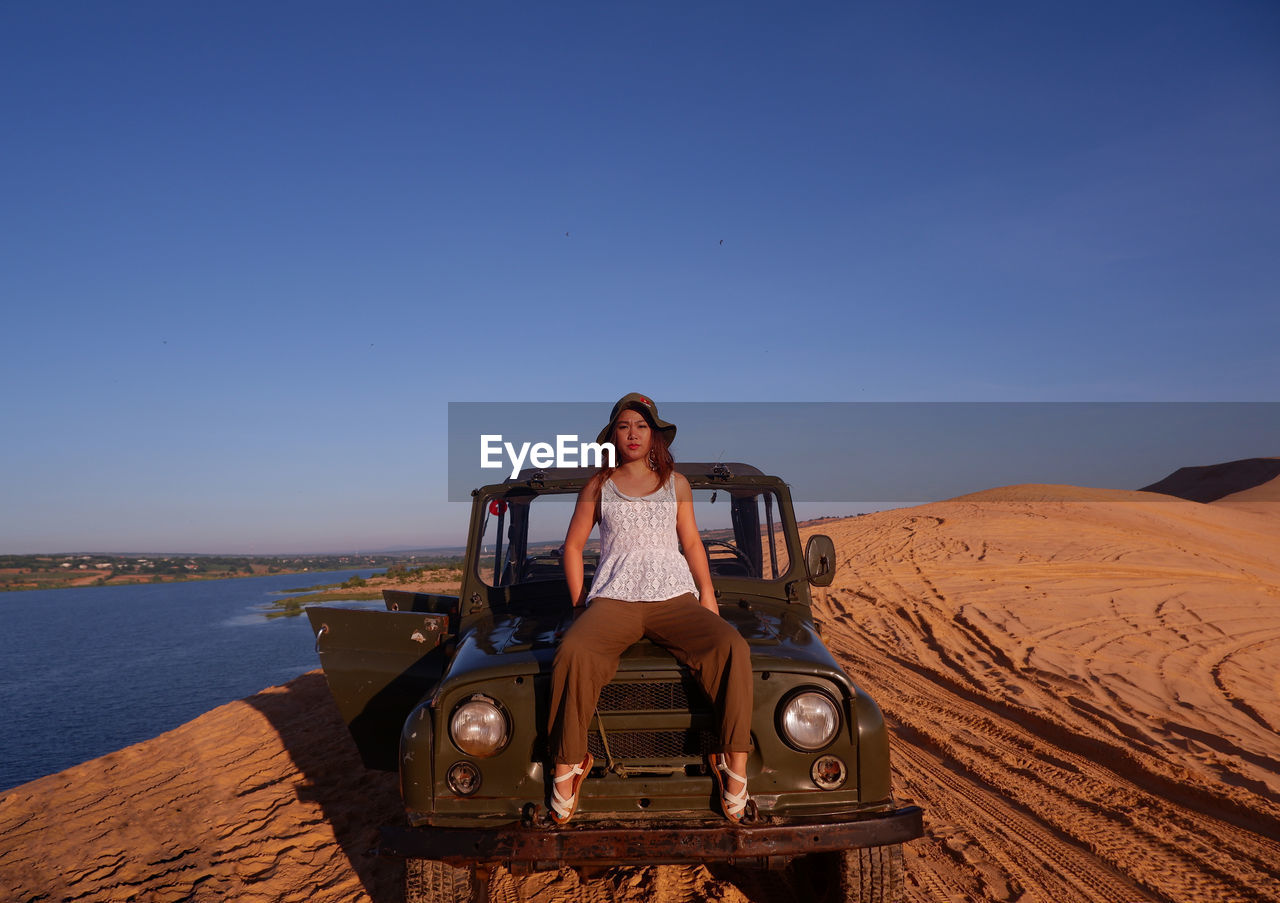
611, 409, 652, 464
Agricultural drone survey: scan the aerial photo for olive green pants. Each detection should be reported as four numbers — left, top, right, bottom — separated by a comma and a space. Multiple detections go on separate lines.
548, 593, 754, 764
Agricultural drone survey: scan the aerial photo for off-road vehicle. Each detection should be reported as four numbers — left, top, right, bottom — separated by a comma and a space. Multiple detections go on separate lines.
307, 463, 922, 902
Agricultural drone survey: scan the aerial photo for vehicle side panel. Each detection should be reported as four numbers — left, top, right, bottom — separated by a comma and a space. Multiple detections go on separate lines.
307, 607, 450, 771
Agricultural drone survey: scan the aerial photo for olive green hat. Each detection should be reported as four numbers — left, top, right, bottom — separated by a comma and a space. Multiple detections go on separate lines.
595, 393, 677, 447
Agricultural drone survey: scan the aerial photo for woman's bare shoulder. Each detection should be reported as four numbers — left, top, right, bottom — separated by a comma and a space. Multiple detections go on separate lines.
672, 471, 693, 500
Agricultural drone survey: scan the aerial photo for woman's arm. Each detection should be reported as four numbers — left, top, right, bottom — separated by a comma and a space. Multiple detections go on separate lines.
674, 474, 718, 613
562, 475, 602, 608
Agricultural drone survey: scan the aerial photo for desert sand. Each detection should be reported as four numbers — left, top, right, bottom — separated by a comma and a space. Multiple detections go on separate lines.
807, 483, 1279, 903
2, 476, 1277, 902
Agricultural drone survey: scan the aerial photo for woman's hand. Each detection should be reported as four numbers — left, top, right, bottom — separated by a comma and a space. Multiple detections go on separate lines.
555, 603, 588, 640
674, 474, 720, 615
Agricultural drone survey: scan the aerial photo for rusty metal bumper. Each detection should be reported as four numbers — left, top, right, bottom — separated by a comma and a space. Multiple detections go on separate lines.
379, 806, 923, 869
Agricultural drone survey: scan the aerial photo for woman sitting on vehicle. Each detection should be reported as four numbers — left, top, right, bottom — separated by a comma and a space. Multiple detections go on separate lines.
546, 393, 753, 824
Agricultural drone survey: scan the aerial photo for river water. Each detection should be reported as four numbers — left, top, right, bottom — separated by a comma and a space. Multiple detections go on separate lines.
0, 570, 382, 791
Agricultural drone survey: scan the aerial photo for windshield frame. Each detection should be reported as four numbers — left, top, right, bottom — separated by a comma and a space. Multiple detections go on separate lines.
470, 475, 800, 592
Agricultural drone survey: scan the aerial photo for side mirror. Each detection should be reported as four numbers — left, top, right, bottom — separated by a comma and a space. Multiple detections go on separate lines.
805, 534, 837, 587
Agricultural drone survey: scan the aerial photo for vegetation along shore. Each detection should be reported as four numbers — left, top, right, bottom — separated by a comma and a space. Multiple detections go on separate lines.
267, 562, 464, 617
0, 552, 460, 593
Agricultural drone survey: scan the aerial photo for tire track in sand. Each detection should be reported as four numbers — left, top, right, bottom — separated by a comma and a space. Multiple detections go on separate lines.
818, 502, 1279, 903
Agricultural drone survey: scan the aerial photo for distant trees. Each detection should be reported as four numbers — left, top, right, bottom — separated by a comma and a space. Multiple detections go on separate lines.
1, 552, 461, 594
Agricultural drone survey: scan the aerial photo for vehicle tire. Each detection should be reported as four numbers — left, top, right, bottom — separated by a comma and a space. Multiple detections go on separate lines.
405, 857, 478, 903
799, 843, 904, 903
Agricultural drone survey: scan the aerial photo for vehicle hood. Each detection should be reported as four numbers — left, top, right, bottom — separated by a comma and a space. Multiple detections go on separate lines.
440, 600, 849, 690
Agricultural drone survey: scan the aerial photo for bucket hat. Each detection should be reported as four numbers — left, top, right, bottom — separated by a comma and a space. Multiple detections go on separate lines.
595, 393, 677, 447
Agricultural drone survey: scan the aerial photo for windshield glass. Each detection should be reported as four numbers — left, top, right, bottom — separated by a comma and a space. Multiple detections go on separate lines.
476, 486, 792, 588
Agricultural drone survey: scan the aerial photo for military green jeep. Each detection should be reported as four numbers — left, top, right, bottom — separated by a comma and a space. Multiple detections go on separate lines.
307, 463, 921, 902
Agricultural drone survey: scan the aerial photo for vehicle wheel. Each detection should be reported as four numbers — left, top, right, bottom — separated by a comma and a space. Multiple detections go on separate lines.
799, 843, 904, 903
405, 857, 478, 903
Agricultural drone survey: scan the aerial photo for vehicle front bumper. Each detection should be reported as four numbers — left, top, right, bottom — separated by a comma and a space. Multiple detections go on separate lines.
379, 805, 923, 870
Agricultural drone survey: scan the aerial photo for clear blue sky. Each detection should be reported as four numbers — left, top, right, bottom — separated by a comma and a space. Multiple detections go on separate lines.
2, 1, 1277, 553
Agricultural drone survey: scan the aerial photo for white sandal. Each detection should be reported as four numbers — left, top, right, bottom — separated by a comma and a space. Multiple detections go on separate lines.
549, 753, 593, 824
710, 753, 750, 823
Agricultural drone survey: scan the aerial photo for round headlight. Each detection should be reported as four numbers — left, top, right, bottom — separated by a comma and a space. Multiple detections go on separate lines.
450, 696, 509, 757
780, 690, 840, 751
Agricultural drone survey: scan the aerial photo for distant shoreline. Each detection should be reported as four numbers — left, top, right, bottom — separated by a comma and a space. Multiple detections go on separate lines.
0, 566, 375, 594
0, 552, 463, 594
266, 565, 464, 616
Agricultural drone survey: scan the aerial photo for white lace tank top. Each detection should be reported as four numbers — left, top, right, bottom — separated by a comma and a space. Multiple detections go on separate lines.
586, 474, 699, 603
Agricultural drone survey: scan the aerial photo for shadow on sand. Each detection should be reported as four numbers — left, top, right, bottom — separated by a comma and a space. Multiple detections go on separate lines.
245, 670, 405, 903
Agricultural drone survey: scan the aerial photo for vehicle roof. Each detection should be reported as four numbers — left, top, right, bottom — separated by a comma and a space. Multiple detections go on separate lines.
500, 462, 766, 484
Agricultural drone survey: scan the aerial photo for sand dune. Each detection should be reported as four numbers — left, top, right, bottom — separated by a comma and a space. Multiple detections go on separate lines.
2, 482, 1278, 902
1217, 475, 1280, 503
806, 488, 1280, 903
0, 672, 405, 902
1141, 456, 1280, 503
1210, 474, 1280, 520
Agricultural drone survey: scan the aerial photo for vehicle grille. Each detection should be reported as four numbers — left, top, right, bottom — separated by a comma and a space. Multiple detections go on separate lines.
597, 680, 710, 713
588, 678, 715, 763
587, 729, 716, 760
